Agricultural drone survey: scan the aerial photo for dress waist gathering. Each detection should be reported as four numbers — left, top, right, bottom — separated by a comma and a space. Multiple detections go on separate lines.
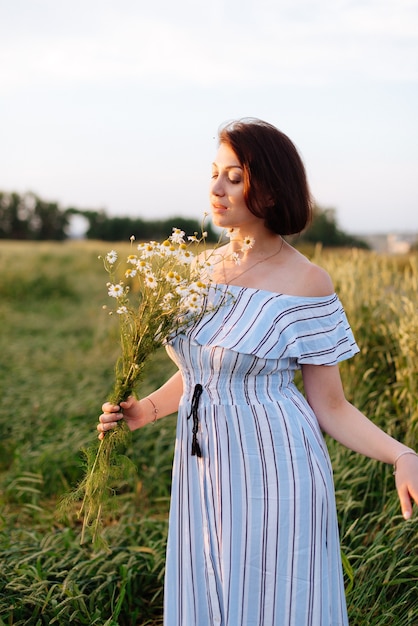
180, 369, 297, 407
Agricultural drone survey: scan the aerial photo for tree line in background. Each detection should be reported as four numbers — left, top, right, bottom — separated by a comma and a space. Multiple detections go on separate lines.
0, 190, 369, 248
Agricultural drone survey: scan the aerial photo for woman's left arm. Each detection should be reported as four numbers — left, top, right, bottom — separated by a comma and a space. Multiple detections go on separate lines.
302, 363, 418, 519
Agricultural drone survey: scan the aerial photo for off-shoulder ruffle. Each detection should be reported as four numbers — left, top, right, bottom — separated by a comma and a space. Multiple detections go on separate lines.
181, 284, 359, 366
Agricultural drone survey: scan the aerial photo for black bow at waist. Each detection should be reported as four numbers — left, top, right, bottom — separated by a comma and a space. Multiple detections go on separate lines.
187, 383, 203, 457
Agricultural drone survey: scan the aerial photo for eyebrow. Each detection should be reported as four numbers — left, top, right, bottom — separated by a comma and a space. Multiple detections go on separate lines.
211, 163, 243, 170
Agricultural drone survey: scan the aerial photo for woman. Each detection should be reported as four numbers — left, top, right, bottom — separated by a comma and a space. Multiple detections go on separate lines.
98, 119, 418, 626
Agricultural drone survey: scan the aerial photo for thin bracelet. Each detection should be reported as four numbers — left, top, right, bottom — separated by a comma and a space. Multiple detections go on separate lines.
145, 397, 159, 423
393, 450, 418, 475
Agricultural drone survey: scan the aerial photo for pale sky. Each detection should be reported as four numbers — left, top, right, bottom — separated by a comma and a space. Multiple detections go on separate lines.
1, 0, 417, 235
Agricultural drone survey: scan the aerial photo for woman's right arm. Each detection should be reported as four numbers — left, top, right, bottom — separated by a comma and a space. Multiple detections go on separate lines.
97, 370, 183, 439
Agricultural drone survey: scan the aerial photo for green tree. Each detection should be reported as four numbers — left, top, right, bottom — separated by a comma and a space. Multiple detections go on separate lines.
0, 192, 69, 240
0, 192, 31, 239
300, 206, 369, 248
32, 196, 69, 240
71, 209, 218, 242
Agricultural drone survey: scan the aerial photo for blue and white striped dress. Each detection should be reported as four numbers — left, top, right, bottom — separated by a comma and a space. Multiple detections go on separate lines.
164, 285, 359, 626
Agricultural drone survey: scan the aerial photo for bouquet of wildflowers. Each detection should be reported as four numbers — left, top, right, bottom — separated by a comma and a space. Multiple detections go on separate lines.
63, 227, 218, 548
102, 228, 215, 405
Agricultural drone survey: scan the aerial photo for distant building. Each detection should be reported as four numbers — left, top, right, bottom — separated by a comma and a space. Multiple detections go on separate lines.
359, 232, 417, 253
387, 234, 411, 255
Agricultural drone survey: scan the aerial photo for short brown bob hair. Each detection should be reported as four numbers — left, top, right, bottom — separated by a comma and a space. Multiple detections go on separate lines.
218, 118, 312, 235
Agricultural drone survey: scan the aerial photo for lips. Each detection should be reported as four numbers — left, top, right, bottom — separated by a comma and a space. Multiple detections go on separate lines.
211, 202, 227, 211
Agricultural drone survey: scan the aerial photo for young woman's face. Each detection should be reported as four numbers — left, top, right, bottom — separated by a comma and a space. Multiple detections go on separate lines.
210, 143, 259, 232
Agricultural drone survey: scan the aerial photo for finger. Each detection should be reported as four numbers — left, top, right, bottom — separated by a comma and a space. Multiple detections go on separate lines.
97, 425, 114, 440
397, 483, 413, 520
120, 396, 135, 409
99, 411, 123, 423
97, 420, 117, 433
101, 402, 120, 413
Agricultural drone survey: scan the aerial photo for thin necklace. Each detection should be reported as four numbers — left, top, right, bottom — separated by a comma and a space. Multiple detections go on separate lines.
223, 237, 284, 285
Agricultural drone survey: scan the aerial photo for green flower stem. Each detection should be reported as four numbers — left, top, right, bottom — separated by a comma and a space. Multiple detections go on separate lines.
78, 418, 133, 548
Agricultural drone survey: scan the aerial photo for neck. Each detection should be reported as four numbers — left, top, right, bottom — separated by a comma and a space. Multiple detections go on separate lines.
221, 235, 285, 286
227, 230, 283, 259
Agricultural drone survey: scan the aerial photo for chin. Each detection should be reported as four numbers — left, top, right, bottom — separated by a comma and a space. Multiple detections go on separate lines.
211, 215, 229, 228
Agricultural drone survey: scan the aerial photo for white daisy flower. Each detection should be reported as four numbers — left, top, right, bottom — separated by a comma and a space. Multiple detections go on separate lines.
144, 272, 158, 289
137, 241, 158, 258
169, 228, 186, 244
189, 280, 209, 295
160, 240, 177, 256
198, 260, 214, 274
175, 284, 191, 298
116, 306, 128, 315
232, 252, 241, 265
178, 249, 194, 264
161, 293, 175, 311
106, 250, 118, 265
166, 271, 183, 285
136, 260, 151, 274
108, 283, 124, 298
181, 292, 205, 312
241, 236, 255, 251
125, 268, 137, 278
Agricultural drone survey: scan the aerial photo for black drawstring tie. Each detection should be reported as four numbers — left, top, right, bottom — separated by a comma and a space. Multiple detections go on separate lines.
187, 383, 203, 457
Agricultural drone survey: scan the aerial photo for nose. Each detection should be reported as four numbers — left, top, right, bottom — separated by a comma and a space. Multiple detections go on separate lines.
210, 175, 225, 197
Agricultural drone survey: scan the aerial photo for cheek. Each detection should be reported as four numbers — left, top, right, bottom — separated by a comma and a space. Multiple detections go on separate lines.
228, 184, 244, 202
236, 189, 249, 208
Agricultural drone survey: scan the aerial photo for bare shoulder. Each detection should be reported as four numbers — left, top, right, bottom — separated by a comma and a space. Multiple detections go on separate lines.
301, 261, 334, 297
279, 244, 334, 297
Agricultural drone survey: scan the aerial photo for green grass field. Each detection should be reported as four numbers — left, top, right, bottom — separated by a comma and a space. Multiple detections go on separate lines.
0, 241, 417, 625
